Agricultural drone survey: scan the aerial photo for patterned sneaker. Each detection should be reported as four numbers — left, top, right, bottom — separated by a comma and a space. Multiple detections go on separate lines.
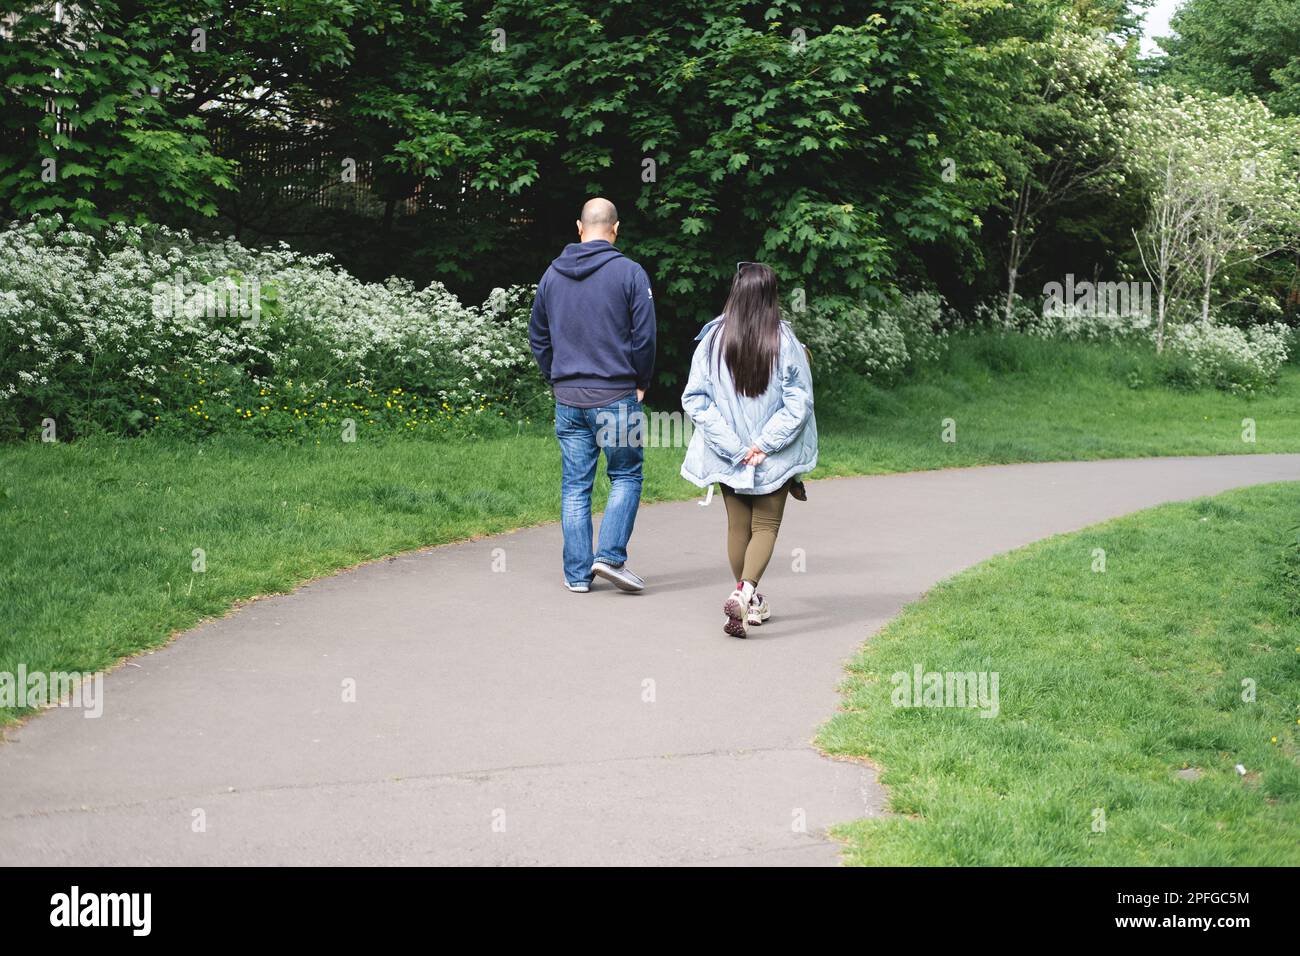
747, 592, 770, 626
723, 584, 748, 638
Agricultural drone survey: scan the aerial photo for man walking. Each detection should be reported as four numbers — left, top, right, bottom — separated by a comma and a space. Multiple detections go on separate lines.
529, 198, 657, 593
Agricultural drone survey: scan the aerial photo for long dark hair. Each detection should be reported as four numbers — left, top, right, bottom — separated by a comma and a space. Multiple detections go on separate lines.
712, 262, 781, 397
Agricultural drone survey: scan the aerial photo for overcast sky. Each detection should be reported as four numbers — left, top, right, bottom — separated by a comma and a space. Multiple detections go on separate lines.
1139, 0, 1184, 56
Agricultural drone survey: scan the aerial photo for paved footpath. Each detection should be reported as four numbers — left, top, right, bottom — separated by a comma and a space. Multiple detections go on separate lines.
3, 455, 1298, 866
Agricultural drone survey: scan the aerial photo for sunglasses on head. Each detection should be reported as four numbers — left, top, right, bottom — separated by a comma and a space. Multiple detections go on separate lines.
736, 261, 760, 274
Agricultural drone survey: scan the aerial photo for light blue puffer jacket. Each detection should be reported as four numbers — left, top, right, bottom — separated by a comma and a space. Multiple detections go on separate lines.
680, 316, 818, 494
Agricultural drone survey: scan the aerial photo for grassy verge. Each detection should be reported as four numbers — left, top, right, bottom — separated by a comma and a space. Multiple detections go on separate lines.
817, 481, 1300, 865
2, 333, 1299, 725
815, 332, 1300, 474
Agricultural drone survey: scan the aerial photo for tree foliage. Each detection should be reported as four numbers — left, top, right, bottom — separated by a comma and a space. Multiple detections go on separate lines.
2, 0, 1008, 369
1157, 0, 1300, 116
1, 1, 233, 225
1127, 85, 1300, 333
10, 0, 1288, 379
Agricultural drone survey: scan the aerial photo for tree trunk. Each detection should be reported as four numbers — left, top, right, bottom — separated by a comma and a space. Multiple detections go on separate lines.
1004, 223, 1022, 321
1004, 181, 1031, 322
1155, 290, 1166, 354
1004, 261, 1018, 321
1201, 258, 1212, 325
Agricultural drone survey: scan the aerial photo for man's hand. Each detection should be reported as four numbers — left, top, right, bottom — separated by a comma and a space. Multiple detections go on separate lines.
636, 388, 645, 402
743, 446, 767, 466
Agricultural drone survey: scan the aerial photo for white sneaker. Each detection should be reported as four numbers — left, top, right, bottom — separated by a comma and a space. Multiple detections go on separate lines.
563, 579, 590, 593
747, 592, 770, 626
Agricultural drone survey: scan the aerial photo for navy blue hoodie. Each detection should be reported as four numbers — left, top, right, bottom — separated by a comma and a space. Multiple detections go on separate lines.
528, 240, 656, 393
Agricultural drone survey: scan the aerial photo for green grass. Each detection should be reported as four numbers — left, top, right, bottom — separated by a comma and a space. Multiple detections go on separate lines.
817, 481, 1300, 865
2, 333, 1299, 726
814, 332, 1300, 474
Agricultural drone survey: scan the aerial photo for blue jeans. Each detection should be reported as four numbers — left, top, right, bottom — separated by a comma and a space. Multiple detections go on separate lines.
554, 396, 645, 585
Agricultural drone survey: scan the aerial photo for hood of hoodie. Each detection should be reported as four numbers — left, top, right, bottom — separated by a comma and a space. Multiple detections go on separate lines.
550, 240, 625, 280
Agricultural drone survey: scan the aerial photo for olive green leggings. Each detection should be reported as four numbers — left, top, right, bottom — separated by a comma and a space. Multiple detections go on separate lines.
720, 481, 789, 586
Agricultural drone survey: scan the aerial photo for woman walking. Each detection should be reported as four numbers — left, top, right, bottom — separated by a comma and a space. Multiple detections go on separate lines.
680, 262, 818, 637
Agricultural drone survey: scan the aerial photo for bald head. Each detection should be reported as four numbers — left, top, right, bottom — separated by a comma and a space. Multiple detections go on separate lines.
577, 197, 619, 243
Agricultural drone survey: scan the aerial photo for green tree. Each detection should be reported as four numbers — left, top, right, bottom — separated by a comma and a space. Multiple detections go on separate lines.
1157, 0, 1300, 116
379, 1, 990, 340
1, 1, 233, 225
1128, 85, 1300, 330
3, 1, 996, 364
941, 1, 1140, 318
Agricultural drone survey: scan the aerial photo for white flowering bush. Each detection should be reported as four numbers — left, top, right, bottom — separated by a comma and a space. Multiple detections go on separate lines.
791, 291, 949, 383
971, 296, 1056, 337
792, 304, 908, 382
0, 216, 546, 438
890, 291, 950, 365
1051, 303, 1154, 341
980, 294, 1154, 341
966, 295, 1293, 394
1161, 321, 1291, 396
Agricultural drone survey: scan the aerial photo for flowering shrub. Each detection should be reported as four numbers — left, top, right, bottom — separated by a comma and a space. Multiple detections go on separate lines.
792, 304, 909, 382
975, 295, 1292, 393
977, 294, 1154, 341
971, 296, 1052, 337
1161, 321, 1291, 395
791, 291, 949, 383
885, 291, 950, 366
1052, 303, 1155, 341
0, 216, 547, 439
